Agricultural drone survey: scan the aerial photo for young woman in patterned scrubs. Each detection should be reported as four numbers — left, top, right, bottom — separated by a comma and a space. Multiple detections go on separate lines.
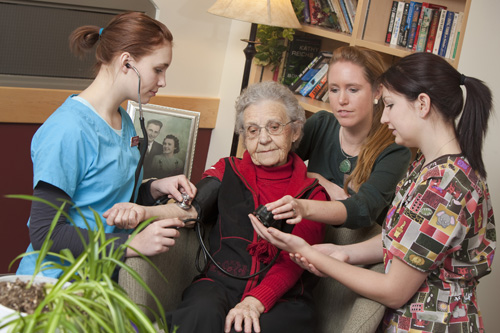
252, 52, 495, 332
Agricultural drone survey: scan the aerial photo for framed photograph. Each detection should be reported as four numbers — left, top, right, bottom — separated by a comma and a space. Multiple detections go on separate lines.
127, 101, 200, 181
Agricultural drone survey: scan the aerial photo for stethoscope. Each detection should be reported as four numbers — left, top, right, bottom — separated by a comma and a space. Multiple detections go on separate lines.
126, 63, 148, 202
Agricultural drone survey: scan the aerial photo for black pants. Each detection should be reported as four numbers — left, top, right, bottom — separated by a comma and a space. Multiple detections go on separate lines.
166, 279, 316, 333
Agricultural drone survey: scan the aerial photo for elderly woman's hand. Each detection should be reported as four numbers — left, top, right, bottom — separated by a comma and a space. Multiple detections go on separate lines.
224, 296, 265, 333
103, 202, 147, 229
249, 213, 309, 255
264, 195, 304, 224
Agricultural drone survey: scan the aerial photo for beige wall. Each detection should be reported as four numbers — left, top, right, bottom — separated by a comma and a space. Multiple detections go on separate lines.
155, 0, 499, 329
459, 1, 500, 331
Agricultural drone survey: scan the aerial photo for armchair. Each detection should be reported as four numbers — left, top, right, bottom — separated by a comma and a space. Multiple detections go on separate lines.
119, 223, 385, 332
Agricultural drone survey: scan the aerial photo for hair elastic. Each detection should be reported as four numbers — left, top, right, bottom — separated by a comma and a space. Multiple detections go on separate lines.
99, 28, 104, 36
460, 74, 466, 86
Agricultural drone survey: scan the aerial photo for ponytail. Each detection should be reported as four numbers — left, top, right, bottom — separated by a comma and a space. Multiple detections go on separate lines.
457, 76, 492, 177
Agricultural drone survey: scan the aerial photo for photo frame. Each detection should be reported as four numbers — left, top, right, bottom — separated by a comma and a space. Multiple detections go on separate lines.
127, 101, 200, 181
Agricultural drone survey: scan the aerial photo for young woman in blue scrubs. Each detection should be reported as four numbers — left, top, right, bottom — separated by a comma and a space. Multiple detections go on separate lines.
17, 12, 196, 277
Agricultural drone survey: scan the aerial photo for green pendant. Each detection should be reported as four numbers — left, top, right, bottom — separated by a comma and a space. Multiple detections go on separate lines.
339, 159, 351, 173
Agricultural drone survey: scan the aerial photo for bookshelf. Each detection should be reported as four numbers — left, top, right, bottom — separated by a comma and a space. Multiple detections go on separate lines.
250, 0, 471, 114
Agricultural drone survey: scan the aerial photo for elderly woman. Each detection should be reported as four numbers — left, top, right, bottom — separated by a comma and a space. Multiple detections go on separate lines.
105, 81, 328, 333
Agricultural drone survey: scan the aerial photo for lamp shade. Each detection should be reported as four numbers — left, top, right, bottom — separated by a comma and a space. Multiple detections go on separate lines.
208, 0, 301, 29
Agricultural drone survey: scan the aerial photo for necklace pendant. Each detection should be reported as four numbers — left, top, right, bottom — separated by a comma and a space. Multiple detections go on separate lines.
339, 158, 351, 173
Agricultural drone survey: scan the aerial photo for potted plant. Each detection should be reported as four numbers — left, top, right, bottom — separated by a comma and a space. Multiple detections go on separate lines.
0, 195, 171, 333
253, 0, 305, 79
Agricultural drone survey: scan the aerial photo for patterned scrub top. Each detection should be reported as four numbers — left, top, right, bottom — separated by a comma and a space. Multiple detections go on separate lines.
382, 153, 496, 332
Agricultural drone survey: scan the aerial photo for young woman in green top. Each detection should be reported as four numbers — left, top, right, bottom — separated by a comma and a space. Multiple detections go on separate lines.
270, 46, 411, 228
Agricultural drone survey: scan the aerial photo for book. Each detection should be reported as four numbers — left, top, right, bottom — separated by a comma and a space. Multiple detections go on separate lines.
397, 2, 411, 47
339, 0, 353, 33
407, 2, 422, 49
412, 2, 430, 51
302, 0, 311, 24
415, 7, 433, 52
344, 0, 357, 30
300, 63, 329, 96
385, 1, 399, 43
330, 0, 348, 33
309, 0, 320, 25
432, 9, 447, 54
308, 71, 328, 99
390, 2, 405, 45
448, 12, 463, 60
424, 7, 441, 52
438, 10, 455, 57
314, 81, 329, 100
281, 36, 322, 86
290, 51, 332, 92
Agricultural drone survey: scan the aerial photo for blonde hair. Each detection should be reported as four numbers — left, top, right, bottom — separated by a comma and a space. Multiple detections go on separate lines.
330, 46, 395, 193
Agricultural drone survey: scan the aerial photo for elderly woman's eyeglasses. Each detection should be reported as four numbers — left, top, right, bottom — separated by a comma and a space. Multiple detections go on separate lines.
243, 121, 293, 139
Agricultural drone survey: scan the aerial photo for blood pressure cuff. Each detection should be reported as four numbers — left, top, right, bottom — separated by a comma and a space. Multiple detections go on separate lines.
191, 176, 220, 226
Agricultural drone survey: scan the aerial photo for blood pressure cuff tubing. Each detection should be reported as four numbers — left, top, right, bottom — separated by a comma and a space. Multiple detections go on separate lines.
191, 176, 220, 226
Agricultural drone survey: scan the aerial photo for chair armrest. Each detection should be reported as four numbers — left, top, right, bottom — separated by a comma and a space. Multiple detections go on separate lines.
119, 227, 204, 320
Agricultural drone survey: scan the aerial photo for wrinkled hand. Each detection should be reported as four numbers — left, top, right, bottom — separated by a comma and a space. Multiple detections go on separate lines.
249, 214, 308, 255
104, 202, 146, 229
225, 296, 265, 333
289, 243, 349, 277
307, 172, 350, 201
151, 175, 197, 203
126, 218, 184, 257
264, 195, 303, 224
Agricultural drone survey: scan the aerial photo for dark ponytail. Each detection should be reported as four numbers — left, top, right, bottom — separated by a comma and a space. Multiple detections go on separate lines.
379, 52, 492, 178
457, 76, 492, 177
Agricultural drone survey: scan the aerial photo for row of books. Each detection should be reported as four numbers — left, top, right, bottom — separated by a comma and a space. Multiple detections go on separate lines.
287, 51, 333, 103
303, 0, 357, 34
385, 1, 464, 59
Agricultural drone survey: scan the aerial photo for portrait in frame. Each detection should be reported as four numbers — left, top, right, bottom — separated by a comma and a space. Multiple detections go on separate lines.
127, 101, 200, 181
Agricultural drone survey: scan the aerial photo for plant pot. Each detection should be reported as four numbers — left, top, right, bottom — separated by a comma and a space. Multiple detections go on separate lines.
0, 275, 59, 332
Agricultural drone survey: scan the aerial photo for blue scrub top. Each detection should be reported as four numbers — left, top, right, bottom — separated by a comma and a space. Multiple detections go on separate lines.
17, 96, 141, 277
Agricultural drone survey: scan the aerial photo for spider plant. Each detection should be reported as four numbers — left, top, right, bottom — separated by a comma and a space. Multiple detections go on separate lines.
1, 195, 172, 333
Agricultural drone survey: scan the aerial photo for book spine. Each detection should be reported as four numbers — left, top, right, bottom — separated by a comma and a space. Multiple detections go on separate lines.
339, 0, 353, 33
385, 1, 398, 43
302, 0, 311, 24
407, 2, 422, 49
413, 2, 430, 51
300, 63, 329, 96
432, 9, 447, 54
332, 0, 348, 33
445, 12, 458, 58
438, 10, 454, 57
344, 0, 356, 29
399, 1, 414, 47
309, 0, 319, 25
315, 82, 329, 100
450, 12, 464, 60
415, 7, 433, 52
390, 2, 405, 45
308, 73, 328, 99
425, 8, 441, 53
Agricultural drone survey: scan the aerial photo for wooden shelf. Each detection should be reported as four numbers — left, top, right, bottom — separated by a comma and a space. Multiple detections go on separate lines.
250, 0, 471, 115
